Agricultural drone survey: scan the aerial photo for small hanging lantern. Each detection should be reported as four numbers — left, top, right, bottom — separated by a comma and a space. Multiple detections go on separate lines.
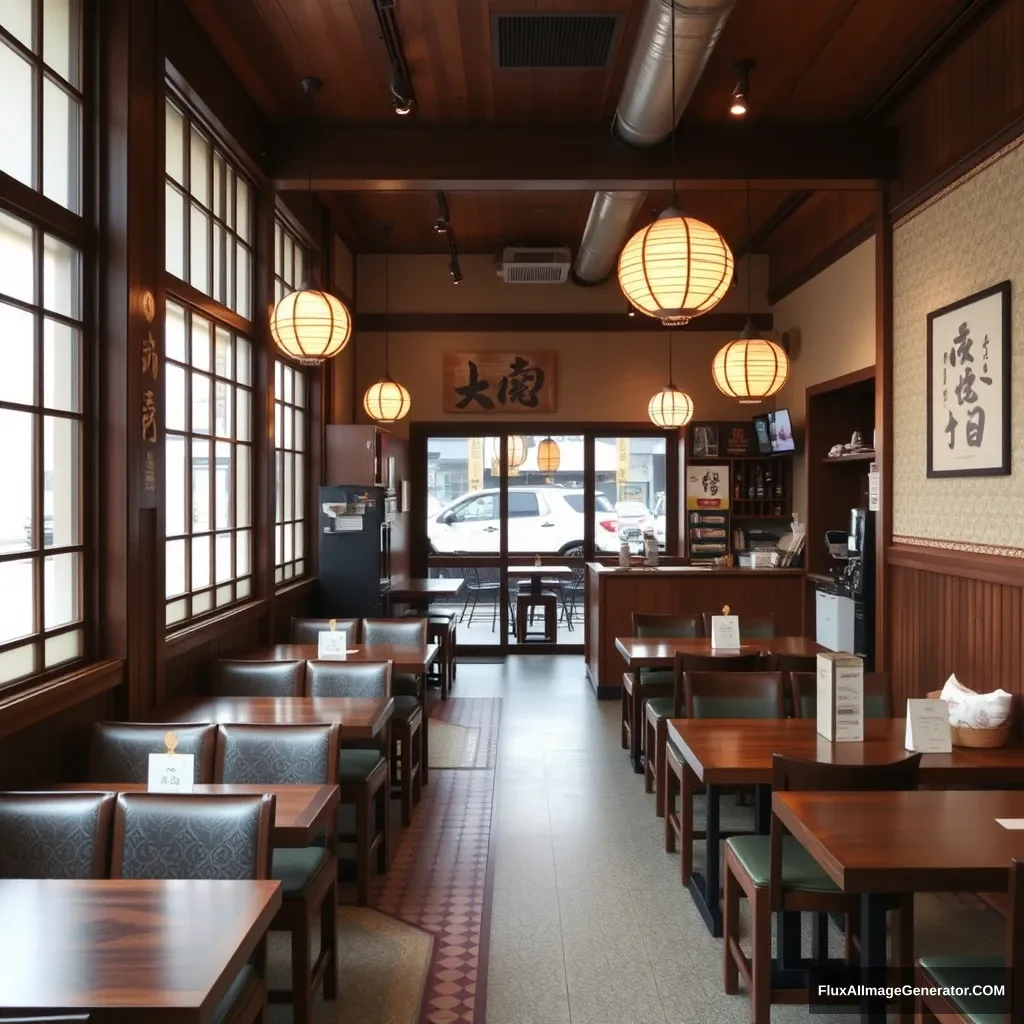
537, 437, 560, 474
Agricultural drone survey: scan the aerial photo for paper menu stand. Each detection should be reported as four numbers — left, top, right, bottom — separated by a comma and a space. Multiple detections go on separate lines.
318, 618, 348, 659
816, 652, 864, 742
905, 698, 953, 753
710, 604, 740, 649
147, 732, 195, 794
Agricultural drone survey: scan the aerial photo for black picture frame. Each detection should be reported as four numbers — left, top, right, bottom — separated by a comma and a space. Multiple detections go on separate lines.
926, 279, 1011, 478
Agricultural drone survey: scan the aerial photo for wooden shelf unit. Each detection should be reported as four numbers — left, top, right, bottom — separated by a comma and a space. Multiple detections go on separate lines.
822, 452, 876, 464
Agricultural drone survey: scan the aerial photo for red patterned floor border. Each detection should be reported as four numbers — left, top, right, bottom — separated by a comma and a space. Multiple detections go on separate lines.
428, 697, 501, 770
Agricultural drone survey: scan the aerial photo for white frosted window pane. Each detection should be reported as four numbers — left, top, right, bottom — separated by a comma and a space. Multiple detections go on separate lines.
282, 366, 293, 404
295, 453, 304, 519
274, 361, 283, 401
236, 529, 251, 576
166, 539, 186, 597
165, 185, 184, 280
212, 227, 224, 304
235, 338, 251, 385
283, 452, 293, 520
192, 589, 212, 615
274, 451, 282, 521
191, 373, 210, 435
165, 435, 186, 536
166, 598, 187, 625
214, 380, 231, 438
274, 402, 282, 448
0, 409, 34, 554
282, 404, 292, 449
192, 535, 211, 590
165, 363, 186, 431
0, 643, 35, 683
189, 204, 209, 292
0, 559, 34, 643
283, 521, 293, 562
295, 526, 304, 559
0, 210, 34, 304
275, 566, 283, 583
216, 583, 233, 607
190, 127, 210, 206
237, 576, 251, 599
234, 246, 250, 318
43, 319, 81, 412
43, 0, 79, 85
215, 532, 231, 583
214, 328, 231, 377
191, 438, 210, 531
0, 43, 33, 189
236, 445, 250, 528
191, 315, 210, 370
43, 235, 79, 318
165, 102, 184, 184
166, 302, 186, 361
1, 1, 33, 48
213, 153, 225, 217
0, 302, 35, 406
214, 440, 231, 529
44, 552, 80, 628
42, 80, 80, 212
294, 371, 306, 409
44, 415, 80, 547
45, 628, 82, 668
295, 559, 304, 577
236, 388, 251, 442
274, 524, 282, 566
295, 409, 305, 452
236, 180, 251, 241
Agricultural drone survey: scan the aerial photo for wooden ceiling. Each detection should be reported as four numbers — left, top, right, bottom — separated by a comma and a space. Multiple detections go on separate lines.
186, 0, 979, 258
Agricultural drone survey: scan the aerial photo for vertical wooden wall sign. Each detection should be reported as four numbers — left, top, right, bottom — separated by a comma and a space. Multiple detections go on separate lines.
140, 290, 159, 508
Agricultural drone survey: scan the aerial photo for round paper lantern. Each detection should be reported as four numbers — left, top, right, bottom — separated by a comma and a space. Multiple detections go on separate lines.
647, 386, 694, 429
492, 435, 527, 468
537, 437, 560, 474
270, 288, 352, 365
363, 378, 411, 423
712, 336, 790, 403
618, 210, 734, 325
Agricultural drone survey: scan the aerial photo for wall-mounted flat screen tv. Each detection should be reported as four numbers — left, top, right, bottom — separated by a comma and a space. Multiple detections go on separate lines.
752, 414, 772, 454
769, 408, 795, 453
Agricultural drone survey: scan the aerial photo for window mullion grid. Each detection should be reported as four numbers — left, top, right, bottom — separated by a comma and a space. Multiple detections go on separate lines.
184, 309, 194, 617
32, 223, 44, 671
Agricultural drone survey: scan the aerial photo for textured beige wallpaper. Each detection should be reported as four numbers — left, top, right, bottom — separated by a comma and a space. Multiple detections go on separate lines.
892, 138, 1024, 555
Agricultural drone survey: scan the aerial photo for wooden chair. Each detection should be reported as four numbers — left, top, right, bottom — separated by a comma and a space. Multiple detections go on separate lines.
0, 792, 115, 879
622, 613, 702, 768
917, 856, 1022, 1022
88, 722, 218, 783
764, 654, 818, 716
723, 754, 921, 1024
305, 661, 394, 901
363, 618, 430, 780
790, 671, 894, 719
645, 651, 763, 818
212, 659, 305, 697
403, 608, 457, 700
110, 792, 275, 1024
290, 617, 361, 644
215, 724, 341, 1024
701, 612, 776, 639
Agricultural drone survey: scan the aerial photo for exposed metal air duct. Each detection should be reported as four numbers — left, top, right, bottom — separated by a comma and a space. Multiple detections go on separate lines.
572, 0, 735, 285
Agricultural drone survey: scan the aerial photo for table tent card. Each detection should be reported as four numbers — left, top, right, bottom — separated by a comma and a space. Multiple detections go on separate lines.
318, 619, 348, 659
147, 731, 195, 793
905, 698, 953, 753
710, 605, 740, 649
816, 652, 864, 742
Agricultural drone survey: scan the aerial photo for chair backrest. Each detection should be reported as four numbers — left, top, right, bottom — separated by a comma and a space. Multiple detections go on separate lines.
1006, 858, 1024, 1016
110, 792, 274, 880
306, 660, 391, 699
671, 652, 765, 716
701, 612, 776, 639
0, 792, 116, 879
215, 724, 340, 785
363, 618, 428, 646
212, 659, 305, 698
633, 612, 703, 638
89, 723, 217, 783
790, 671, 894, 720
684, 670, 785, 719
290, 617, 361, 644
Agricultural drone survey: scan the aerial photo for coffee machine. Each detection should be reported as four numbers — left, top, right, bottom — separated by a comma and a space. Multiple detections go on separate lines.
846, 508, 875, 668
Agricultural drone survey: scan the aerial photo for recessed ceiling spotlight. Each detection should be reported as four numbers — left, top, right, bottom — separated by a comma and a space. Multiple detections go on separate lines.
730, 59, 753, 118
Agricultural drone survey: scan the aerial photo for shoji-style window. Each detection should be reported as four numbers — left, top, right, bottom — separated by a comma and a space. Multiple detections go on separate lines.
164, 93, 255, 626
273, 217, 309, 583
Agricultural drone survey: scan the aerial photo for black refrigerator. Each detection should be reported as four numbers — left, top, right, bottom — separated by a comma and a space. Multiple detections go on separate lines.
317, 485, 396, 618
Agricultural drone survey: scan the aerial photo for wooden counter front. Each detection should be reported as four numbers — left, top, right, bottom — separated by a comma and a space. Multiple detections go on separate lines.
584, 564, 806, 698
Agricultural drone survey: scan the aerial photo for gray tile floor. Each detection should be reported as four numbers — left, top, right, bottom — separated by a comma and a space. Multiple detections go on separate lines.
470, 655, 1003, 1024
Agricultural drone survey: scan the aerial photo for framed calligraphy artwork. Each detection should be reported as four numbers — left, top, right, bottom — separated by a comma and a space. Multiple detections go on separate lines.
443, 352, 556, 414
926, 281, 1011, 478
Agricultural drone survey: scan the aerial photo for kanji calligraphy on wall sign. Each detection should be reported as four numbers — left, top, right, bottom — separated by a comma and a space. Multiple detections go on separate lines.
442, 352, 556, 413
926, 280, 1011, 478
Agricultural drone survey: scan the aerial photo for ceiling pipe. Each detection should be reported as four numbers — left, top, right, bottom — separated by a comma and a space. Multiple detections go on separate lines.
571, 0, 736, 285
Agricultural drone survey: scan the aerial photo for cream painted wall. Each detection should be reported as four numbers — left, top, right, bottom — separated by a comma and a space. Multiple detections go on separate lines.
892, 139, 1024, 555
770, 238, 877, 519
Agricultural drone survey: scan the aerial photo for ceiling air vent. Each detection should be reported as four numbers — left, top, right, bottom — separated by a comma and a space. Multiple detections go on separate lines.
494, 14, 621, 70
497, 247, 572, 284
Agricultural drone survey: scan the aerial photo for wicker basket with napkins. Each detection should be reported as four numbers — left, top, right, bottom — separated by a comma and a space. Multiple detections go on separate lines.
926, 674, 1014, 748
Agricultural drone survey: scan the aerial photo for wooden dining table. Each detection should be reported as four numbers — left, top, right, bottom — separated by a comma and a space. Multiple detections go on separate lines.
0, 877, 282, 1021
53, 783, 339, 847
244, 642, 439, 675
667, 717, 1024, 937
387, 576, 465, 604
773, 788, 1024, 1022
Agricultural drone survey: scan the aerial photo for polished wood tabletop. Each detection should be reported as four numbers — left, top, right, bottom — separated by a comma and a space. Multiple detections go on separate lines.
245, 643, 439, 672
0, 878, 281, 1020
388, 576, 465, 599
153, 695, 394, 740
616, 635, 828, 667
668, 717, 1024, 785
773, 789, 1024, 894
53, 783, 339, 847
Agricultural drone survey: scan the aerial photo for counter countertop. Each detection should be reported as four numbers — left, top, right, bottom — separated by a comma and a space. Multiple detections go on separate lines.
586, 563, 805, 577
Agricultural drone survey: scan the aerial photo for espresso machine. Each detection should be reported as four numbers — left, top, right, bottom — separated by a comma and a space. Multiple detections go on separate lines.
846, 508, 875, 669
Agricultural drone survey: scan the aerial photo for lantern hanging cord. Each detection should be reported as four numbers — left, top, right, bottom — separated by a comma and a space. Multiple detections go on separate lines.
670, 0, 677, 209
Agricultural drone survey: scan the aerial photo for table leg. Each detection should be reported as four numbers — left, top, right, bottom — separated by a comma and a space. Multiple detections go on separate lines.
687, 783, 722, 936
859, 892, 888, 1023
754, 783, 771, 835
630, 681, 644, 774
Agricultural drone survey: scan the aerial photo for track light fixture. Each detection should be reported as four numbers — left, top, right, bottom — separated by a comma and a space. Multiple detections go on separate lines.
449, 257, 463, 284
434, 192, 450, 234
389, 65, 412, 115
627, 303, 636, 317
730, 59, 753, 117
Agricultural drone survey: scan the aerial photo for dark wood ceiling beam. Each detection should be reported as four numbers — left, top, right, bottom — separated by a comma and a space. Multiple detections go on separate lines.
353, 312, 773, 333
265, 124, 897, 192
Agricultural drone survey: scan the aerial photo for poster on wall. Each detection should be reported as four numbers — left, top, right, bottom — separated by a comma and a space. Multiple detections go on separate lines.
927, 280, 1011, 478
442, 352, 556, 413
686, 466, 730, 510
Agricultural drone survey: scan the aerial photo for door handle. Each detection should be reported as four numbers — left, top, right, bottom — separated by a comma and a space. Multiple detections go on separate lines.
540, 522, 555, 527
483, 526, 498, 532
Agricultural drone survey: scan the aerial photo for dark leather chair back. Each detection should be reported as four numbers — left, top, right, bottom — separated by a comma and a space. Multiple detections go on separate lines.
684, 671, 786, 719
291, 617, 361, 644
215, 724, 340, 785
0, 792, 116, 879
306, 660, 391, 699
362, 618, 427, 646
633, 613, 702, 638
790, 671, 894, 720
670, 652, 765, 716
212, 659, 305, 698
110, 793, 274, 881
89, 723, 217, 783
701, 612, 776, 640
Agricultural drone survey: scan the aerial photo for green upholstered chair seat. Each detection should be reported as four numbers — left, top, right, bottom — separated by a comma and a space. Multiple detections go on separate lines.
391, 695, 422, 722
646, 697, 679, 721
393, 671, 421, 697
798, 694, 890, 719
638, 667, 674, 690
213, 965, 257, 1024
338, 748, 386, 783
918, 955, 1005, 1024
692, 696, 779, 719
726, 835, 839, 892
270, 847, 328, 898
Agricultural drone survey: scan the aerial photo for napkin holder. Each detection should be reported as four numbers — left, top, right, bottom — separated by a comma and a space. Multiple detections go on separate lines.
926, 690, 1012, 748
